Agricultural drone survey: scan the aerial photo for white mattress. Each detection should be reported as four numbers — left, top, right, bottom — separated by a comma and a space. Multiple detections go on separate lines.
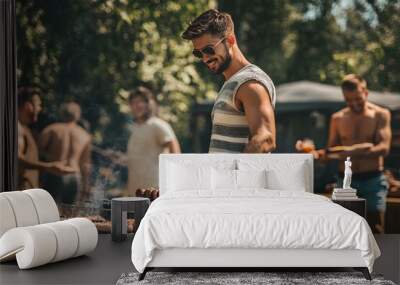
131, 190, 380, 273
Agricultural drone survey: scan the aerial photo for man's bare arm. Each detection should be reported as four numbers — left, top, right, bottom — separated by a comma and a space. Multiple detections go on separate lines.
18, 126, 26, 159
327, 115, 340, 148
320, 115, 346, 160
165, 139, 181, 153
78, 142, 92, 201
369, 110, 392, 156
19, 155, 76, 175
18, 126, 48, 171
236, 81, 276, 153
309, 114, 343, 160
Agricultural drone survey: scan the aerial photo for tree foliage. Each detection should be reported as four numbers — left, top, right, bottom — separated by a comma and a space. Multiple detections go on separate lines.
219, 0, 400, 90
17, 0, 217, 151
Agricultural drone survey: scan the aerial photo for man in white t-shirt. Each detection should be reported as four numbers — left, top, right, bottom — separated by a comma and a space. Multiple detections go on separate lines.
125, 86, 180, 195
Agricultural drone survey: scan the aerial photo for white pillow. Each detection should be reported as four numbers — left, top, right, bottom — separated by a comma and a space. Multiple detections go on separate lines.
167, 163, 212, 191
236, 169, 267, 189
266, 166, 307, 191
212, 168, 237, 190
237, 159, 308, 192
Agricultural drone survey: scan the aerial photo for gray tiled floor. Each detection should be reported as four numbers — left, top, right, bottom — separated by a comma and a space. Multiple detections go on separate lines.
0, 234, 399, 285
0, 235, 134, 285
374, 234, 400, 284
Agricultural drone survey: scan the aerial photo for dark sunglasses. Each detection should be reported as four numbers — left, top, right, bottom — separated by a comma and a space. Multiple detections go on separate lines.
192, 37, 226, 59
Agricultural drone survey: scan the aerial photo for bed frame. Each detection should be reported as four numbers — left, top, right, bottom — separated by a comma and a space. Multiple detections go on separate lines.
139, 248, 370, 280
138, 154, 372, 280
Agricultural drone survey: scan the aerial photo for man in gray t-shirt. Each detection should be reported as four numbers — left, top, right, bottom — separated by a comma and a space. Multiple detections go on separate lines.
182, 9, 276, 153
126, 87, 181, 195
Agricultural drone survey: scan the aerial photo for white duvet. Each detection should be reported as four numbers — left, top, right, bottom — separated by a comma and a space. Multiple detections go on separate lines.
131, 190, 380, 273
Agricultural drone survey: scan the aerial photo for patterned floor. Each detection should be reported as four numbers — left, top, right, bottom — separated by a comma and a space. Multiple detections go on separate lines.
117, 271, 395, 285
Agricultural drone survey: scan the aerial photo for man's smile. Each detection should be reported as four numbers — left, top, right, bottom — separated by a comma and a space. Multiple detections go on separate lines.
206, 58, 218, 68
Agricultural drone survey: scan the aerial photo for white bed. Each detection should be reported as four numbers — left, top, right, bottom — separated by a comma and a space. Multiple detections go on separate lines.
131, 154, 380, 280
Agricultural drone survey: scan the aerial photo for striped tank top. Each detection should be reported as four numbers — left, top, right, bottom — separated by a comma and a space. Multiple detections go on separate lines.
209, 64, 276, 153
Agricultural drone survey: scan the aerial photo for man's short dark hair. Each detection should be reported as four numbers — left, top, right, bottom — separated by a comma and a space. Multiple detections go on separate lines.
182, 9, 234, 40
341, 74, 367, 92
128, 86, 154, 104
17, 87, 41, 109
60, 102, 81, 122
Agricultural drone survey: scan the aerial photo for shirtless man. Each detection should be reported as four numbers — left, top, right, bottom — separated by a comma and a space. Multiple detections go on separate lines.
298, 74, 392, 233
18, 87, 74, 190
39, 102, 92, 204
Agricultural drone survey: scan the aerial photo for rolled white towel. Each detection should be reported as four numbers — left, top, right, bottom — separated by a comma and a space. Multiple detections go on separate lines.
42, 221, 79, 262
0, 196, 17, 237
0, 192, 39, 227
65, 218, 98, 257
23, 189, 59, 224
0, 226, 57, 269
0, 218, 98, 269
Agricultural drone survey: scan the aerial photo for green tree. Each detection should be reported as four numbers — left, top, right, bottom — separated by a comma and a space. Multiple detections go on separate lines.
17, 0, 217, 151
219, 0, 298, 84
217, 0, 400, 92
